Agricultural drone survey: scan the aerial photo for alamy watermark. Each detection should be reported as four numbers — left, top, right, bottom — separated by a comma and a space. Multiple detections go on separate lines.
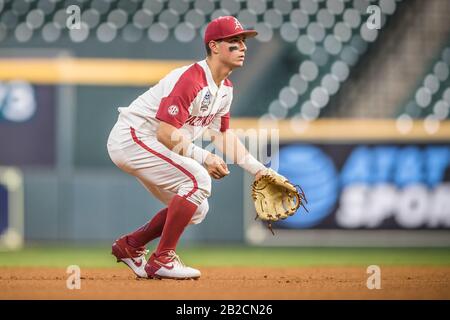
169, 128, 280, 171
366, 5, 381, 30
66, 5, 81, 30
366, 265, 381, 290
66, 265, 81, 290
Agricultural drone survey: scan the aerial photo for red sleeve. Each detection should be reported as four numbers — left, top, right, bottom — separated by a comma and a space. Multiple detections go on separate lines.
155, 63, 207, 129
220, 112, 230, 132
156, 96, 190, 128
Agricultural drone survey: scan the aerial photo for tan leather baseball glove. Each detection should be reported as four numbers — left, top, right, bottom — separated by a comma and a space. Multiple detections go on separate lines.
251, 168, 308, 234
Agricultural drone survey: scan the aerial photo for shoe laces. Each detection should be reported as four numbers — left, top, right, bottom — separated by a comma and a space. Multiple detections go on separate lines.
166, 250, 185, 267
136, 249, 149, 258
127, 247, 149, 261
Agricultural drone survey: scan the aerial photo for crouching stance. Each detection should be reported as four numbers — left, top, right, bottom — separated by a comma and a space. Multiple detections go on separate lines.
107, 16, 266, 279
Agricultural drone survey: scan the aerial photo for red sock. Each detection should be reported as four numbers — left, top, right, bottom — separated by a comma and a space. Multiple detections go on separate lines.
156, 195, 197, 256
127, 208, 168, 248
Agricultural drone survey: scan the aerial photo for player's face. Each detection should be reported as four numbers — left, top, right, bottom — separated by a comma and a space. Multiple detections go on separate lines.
217, 35, 247, 68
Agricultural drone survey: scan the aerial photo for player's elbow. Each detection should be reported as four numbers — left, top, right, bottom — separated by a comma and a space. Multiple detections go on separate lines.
156, 127, 167, 144
156, 122, 172, 145
157, 131, 174, 151
156, 121, 182, 152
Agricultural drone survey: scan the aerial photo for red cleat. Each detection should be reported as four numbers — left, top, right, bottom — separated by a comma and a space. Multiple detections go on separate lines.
145, 250, 201, 280
112, 236, 149, 278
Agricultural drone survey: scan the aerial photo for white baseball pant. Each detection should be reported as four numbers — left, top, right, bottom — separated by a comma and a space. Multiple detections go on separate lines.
107, 118, 211, 224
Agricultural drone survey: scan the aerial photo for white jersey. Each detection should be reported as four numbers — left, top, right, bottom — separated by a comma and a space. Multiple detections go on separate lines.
118, 59, 232, 141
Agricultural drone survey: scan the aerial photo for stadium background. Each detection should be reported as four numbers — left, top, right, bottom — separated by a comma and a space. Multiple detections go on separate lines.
0, 0, 449, 299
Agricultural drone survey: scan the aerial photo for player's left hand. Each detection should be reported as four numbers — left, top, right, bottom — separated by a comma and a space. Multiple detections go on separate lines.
205, 153, 229, 179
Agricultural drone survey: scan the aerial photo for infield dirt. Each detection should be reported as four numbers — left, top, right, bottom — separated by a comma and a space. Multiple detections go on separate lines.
1, 266, 449, 299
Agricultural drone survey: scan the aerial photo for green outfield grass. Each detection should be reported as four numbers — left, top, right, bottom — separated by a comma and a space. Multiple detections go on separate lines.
0, 245, 449, 268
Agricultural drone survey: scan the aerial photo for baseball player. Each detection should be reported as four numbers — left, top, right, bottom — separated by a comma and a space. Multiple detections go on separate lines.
107, 16, 267, 280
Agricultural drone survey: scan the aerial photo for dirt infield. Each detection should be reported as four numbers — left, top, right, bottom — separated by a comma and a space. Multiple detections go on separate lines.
1, 266, 449, 299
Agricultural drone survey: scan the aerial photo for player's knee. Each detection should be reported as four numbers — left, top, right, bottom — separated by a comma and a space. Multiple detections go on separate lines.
180, 164, 211, 206
190, 200, 209, 225
195, 168, 212, 200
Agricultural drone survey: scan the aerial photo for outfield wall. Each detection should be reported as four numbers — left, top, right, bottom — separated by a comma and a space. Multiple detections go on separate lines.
233, 119, 450, 246
1, 54, 449, 246
2, 116, 449, 245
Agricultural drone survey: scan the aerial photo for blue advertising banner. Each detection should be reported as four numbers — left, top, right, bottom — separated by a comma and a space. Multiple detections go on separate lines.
274, 143, 450, 230
0, 82, 56, 166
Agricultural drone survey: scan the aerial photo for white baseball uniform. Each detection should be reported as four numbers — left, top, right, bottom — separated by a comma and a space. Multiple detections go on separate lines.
107, 59, 232, 224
